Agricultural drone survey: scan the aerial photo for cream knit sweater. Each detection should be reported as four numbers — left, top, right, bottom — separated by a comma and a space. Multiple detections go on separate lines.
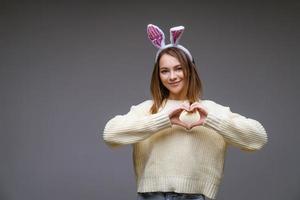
103, 99, 267, 199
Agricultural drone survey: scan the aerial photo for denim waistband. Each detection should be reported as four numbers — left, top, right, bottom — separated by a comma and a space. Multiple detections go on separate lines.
137, 192, 205, 200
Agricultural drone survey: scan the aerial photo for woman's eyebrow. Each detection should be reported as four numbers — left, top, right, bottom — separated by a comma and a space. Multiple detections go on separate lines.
160, 67, 169, 70
160, 64, 181, 69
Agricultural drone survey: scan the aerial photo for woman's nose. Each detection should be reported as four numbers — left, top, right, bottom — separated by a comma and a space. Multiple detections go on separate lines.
169, 71, 177, 80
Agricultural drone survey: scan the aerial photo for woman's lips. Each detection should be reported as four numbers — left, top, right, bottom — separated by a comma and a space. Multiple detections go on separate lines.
169, 81, 181, 86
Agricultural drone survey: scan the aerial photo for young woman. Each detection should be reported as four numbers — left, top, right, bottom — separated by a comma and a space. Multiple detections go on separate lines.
103, 24, 268, 200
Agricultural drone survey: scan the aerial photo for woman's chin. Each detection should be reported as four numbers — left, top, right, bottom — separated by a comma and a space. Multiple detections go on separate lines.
169, 90, 184, 98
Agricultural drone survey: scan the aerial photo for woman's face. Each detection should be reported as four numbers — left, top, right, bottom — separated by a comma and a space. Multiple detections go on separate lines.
159, 53, 187, 100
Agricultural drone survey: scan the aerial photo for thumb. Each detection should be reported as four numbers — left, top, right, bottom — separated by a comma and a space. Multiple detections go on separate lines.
169, 107, 183, 118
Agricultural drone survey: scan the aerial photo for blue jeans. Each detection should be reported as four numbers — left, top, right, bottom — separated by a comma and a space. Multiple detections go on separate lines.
137, 192, 205, 200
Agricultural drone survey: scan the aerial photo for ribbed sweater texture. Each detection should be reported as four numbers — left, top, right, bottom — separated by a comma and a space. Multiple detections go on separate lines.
103, 99, 268, 199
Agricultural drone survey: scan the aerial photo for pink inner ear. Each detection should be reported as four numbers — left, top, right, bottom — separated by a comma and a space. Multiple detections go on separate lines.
147, 25, 164, 48
171, 29, 184, 45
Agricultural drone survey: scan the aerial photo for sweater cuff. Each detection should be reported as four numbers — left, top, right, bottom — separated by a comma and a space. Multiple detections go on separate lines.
203, 112, 227, 133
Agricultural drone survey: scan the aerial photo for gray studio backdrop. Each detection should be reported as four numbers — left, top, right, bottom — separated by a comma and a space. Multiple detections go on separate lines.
1, 1, 299, 200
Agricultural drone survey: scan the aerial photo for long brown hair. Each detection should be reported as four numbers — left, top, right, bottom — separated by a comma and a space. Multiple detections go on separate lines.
150, 47, 203, 114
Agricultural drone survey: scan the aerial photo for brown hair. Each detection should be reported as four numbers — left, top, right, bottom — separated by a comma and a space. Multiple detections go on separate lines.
150, 47, 203, 114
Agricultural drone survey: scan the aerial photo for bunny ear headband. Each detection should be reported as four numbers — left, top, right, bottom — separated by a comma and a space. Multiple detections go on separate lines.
147, 24, 193, 62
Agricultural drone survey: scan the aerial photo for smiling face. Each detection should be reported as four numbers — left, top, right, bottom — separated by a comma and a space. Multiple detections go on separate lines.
150, 47, 203, 114
159, 53, 187, 100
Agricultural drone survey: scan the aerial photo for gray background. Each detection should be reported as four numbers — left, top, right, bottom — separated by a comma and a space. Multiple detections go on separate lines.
0, 1, 299, 200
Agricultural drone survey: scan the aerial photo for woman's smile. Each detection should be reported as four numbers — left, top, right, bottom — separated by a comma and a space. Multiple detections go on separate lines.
169, 81, 181, 87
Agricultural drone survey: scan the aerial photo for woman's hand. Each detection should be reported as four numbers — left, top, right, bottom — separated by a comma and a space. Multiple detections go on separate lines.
189, 102, 208, 129
168, 102, 208, 130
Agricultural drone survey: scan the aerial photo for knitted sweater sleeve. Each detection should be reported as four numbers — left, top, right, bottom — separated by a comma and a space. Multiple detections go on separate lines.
203, 100, 268, 151
103, 100, 172, 147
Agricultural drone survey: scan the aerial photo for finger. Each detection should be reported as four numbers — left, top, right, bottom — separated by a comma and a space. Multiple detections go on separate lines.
175, 107, 185, 114
190, 102, 198, 108
190, 102, 201, 110
196, 107, 208, 116
190, 118, 204, 128
181, 104, 190, 112
190, 118, 206, 129
190, 105, 208, 116
169, 107, 184, 118
173, 120, 188, 129
191, 101, 200, 107
189, 104, 197, 111
181, 102, 190, 111
186, 124, 192, 130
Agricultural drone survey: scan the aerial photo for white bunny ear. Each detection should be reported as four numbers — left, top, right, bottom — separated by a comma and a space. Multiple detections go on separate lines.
147, 24, 165, 49
170, 26, 185, 45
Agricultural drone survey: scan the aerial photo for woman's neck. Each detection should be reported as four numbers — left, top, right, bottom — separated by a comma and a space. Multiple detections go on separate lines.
167, 94, 187, 101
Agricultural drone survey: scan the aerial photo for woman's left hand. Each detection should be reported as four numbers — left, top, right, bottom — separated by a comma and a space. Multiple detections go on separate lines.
188, 102, 208, 129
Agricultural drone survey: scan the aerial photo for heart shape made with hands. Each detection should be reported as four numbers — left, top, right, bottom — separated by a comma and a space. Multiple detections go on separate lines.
169, 102, 207, 130
179, 109, 201, 126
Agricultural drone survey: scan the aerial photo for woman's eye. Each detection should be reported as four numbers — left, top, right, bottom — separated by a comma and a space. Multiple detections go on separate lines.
160, 70, 167, 74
